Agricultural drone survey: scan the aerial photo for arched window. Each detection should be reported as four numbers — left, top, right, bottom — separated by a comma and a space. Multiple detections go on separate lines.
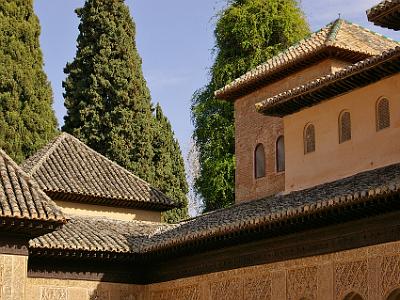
376, 98, 390, 131
343, 292, 364, 300
339, 111, 352, 143
254, 144, 265, 179
387, 288, 400, 300
276, 136, 285, 172
304, 123, 315, 154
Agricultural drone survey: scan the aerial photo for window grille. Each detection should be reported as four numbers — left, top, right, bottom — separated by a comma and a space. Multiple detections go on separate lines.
254, 144, 265, 179
339, 111, 351, 143
376, 98, 390, 131
304, 124, 315, 154
276, 136, 285, 172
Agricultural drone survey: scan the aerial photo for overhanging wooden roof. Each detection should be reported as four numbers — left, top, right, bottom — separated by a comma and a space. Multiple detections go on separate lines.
30, 162, 400, 259
367, 0, 400, 30
215, 19, 398, 101
256, 46, 400, 117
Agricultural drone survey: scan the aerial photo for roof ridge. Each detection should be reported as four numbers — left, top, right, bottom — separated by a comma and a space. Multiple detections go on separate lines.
61, 133, 161, 191
24, 133, 68, 176
326, 18, 343, 43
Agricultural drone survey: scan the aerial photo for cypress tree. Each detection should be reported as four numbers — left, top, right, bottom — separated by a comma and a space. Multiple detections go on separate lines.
153, 104, 189, 223
192, 0, 310, 212
0, 0, 58, 163
63, 0, 154, 182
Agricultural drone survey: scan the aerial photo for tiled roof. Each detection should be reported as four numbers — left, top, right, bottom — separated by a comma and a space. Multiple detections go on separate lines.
256, 46, 400, 117
29, 216, 175, 254
215, 19, 398, 101
31, 162, 400, 256
367, 0, 400, 30
142, 162, 400, 253
21, 133, 177, 211
0, 149, 64, 225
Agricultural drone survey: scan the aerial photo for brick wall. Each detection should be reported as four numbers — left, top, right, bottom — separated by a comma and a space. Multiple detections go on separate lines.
234, 59, 350, 203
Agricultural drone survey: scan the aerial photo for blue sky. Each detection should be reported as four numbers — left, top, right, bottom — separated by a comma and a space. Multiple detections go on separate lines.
34, 0, 400, 159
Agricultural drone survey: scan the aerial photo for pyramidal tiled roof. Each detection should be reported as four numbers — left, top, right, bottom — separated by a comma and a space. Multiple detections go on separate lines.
21, 133, 177, 211
367, 0, 400, 29
0, 149, 64, 227
215, 19, 398, 100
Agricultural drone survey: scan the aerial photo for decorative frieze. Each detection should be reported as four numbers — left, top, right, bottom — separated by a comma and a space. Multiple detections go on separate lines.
287, 266, 318, 300
335, 260, 368, 300
381, 255, 400, 297
211, 278, 242, 300
41, 287, 67, 300
244, 274, 272, 300
150, 285, 199, 300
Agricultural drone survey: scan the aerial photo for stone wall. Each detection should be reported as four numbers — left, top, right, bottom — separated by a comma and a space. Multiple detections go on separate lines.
234, 58, 350, 203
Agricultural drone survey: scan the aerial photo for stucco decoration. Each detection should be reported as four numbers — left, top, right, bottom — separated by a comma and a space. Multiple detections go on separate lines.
244, 274, 272, 300
211, 278, 242, 300
335, 260, 368, 300
382, 255, 400, 297
89, 289, 109, 300
287, 266, 318, 300
41, 287, 67, 300
150, 285, 199, 300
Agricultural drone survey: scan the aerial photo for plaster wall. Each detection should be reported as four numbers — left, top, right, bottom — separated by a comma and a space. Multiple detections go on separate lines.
284, 73, 400, 192
55, 200, 161, 222
234, 58, 350, 203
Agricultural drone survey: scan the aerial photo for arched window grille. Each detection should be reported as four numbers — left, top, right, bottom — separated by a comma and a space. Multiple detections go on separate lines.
376, 98, 390, 131
254, 144, 265, 179
387, 288, 400, 300
339, 111, 351, 143
276, 136, 285, 172
304, 123, 315, 154
343, 292, 364, 300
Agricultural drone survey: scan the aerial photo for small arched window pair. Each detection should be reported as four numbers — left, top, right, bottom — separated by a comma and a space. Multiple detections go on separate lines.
376, 97, 391, 131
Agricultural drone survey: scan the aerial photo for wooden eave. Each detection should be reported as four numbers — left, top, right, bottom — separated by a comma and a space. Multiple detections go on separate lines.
45, 190, 178, 212
217, 47, 369, 102
368, 3, 400, 30
0, 216, 64, 237
258, 49, 400, 117
141, 188, 400, 260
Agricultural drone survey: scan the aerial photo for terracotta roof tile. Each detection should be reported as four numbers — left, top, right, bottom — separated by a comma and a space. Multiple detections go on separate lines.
215, 19, 398, 100
0, 149, 64, 223
21, 133, 177, 210
30, 216, 176, 254
142, 162, 400, 252
256, 46, 400, 116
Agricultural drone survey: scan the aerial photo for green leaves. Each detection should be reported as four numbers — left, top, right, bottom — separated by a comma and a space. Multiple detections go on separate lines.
63, 0, 188, 223
191, 0, 309, 212
0, 0, 58, 163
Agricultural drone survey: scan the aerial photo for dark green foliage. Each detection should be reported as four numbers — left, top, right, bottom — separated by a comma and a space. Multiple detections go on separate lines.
0, 0, 58, 163
63, 0, 154, 183
192, 0, 310, 212
63, 0, 189, 221
153, 104, 189, 223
